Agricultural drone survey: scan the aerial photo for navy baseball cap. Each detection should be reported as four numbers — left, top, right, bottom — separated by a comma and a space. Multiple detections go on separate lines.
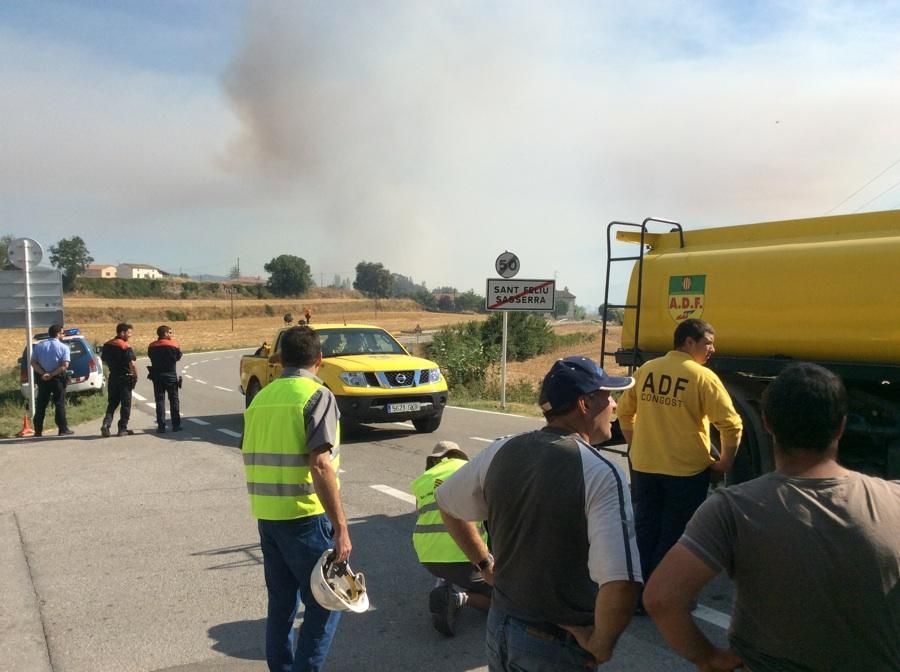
539, 356, 634, 413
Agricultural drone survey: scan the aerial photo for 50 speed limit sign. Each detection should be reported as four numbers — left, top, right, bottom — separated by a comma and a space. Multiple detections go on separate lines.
495, 251, 520, 279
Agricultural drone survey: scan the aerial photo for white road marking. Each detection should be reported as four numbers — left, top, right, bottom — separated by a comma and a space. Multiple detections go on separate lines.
370, 484, 415, 505
218, 428, 242, 438
447, 405, 526, 418
195, 380, 208, 385
187, 418, 210, 426
470, 436, 494, 443
366, 484, 733, 630
145, 403, 157, 410
693, 604, 731, 629
184, 374, 194, 379
132, 392, 146, 401
214, 386, 234, 392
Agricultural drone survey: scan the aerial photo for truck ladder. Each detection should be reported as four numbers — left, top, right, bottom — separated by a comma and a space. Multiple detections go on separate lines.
600, 217, 684, 374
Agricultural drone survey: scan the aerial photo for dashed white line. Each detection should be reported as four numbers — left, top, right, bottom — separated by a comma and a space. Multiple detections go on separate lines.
217, 428, 242, 438
447, 405, 527, 418
214, 385, 234, 392
187, 418, 210, 426
184, 374, 194, 379
471, 437, 494, 443
195, 380, 208, 385
370, 484, 415, 505
132, 392, 146, 401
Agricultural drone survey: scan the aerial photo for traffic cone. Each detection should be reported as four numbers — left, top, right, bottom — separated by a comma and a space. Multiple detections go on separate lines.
16, 414, 35, 438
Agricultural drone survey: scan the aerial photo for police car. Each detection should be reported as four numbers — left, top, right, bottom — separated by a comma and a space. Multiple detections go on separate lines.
20, 328, 106, 397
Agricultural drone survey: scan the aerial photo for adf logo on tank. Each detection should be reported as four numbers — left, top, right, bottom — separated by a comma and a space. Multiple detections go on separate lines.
668, 275, 705, 322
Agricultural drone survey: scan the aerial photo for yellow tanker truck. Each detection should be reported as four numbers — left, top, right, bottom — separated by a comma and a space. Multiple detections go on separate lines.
601, 210, 900, 482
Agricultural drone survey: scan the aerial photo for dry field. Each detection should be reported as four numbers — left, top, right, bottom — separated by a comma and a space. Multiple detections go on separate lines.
0, 296, 621, 382
503, 323, 625, 387
0, 306, 488, 369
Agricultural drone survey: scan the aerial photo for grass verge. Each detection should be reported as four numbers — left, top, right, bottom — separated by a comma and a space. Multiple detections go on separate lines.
0, 369, 108, 438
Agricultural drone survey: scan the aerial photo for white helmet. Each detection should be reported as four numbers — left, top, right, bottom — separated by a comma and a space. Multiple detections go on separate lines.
310, 549, 369, 613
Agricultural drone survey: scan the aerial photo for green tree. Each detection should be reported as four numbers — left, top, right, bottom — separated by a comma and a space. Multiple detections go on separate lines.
599, 304, 625, 324
0, 234, 18, 270
413, 288, 437, 310
264, 255, 313, 296
353, 261, 393, 298
455, 289, 485, 313
49, 236, 93, 291
554, 299, 570, 319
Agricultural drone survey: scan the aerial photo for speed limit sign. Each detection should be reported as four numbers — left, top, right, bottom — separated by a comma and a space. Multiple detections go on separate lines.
495, 251, 520, 279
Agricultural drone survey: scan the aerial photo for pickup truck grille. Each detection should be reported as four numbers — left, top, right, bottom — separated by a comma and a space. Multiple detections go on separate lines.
363, 370, 428, 388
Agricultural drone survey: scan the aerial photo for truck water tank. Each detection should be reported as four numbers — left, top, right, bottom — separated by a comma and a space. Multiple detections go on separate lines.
621, 210, 900, 365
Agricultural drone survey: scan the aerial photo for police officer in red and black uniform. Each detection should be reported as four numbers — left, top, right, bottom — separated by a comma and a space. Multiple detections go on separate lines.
100, 322, 137, 437
147, 324, 182, 433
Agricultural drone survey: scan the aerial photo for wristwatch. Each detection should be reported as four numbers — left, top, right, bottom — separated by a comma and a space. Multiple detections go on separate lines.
475, 553, 494, 572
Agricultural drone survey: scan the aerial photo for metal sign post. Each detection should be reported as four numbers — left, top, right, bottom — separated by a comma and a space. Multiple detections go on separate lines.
490, 252, 543, 409
6, 238, 48, 416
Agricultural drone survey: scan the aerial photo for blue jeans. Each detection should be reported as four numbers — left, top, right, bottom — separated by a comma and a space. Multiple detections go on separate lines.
486, 607, 597, 671
258, 515, 342, 672
631, 468, 710, 583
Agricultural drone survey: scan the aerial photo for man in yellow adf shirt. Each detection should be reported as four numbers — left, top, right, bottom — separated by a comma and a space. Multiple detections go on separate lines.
617, 318, 742, 611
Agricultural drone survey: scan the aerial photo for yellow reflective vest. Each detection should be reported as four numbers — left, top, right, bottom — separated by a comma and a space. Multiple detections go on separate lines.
411, 458, 487, 563
243, 376, 340, 520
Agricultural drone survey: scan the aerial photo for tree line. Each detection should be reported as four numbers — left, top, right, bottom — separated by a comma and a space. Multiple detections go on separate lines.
2, 236, 585, 318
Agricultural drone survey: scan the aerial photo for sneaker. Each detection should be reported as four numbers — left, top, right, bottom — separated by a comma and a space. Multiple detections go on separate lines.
58, 428, 74, 436
156, 426, 167, 434
429, 583, 460, 637
100, 426, 110, 438
116, 429, 135, 437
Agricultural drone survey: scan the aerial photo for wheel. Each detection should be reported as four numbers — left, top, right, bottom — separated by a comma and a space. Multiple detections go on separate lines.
725, 390, 772, 486
245, 378, 261, 409
412, 414, 442, 433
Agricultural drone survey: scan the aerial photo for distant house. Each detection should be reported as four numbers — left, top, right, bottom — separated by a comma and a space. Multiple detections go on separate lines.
117, 263, 164, 280
83, 264, 117, 279
554, 286, 577, 319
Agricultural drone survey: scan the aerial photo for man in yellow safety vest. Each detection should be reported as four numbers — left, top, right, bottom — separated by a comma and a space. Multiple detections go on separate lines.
411, 441, 491, 636
242, 325, 351, 672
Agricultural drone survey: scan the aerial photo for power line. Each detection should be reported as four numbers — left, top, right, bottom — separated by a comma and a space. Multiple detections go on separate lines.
825, 155, 900, 214
853, 174, 900, 213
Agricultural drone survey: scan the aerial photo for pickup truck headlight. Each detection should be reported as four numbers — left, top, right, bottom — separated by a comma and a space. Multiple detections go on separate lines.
421, 368, 442, 384
339, 371, 368, 387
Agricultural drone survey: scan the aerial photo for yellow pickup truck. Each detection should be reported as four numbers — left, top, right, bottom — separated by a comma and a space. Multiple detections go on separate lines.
239, 323, 449, 432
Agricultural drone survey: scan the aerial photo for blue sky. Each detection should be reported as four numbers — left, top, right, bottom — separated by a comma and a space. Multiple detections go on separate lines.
2, 1, 900, 309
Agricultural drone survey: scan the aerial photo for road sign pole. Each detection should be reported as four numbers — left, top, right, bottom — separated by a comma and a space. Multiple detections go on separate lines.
500, 311, 508, 408
24, 242, 36, 417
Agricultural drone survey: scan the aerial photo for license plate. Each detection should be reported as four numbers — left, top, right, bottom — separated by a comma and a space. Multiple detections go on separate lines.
387, 402, 421, 413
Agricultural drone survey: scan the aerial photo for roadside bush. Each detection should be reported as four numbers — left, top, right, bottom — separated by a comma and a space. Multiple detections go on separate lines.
481, 313, 555, 361
264, 304, 275, 316
165, 310, 188, 322
428, 322, 497, 389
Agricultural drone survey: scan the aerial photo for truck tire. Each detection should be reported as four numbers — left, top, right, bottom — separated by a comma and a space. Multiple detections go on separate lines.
412, 414, 442, 433
726, 392, 773, 486
245, 378, 261, 409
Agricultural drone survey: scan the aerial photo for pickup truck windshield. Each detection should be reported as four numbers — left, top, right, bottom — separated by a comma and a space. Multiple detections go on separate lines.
317, 328, 406, 357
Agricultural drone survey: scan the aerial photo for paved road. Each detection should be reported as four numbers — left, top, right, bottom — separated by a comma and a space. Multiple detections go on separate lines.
0, 349, 734, 672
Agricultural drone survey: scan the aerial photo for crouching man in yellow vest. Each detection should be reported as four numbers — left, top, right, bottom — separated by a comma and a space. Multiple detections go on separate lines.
411, 441, 492, 636
242, 325, 351, 672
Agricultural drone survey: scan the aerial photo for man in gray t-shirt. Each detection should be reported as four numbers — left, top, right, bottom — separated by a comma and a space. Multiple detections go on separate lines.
644, 363, 900, 672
